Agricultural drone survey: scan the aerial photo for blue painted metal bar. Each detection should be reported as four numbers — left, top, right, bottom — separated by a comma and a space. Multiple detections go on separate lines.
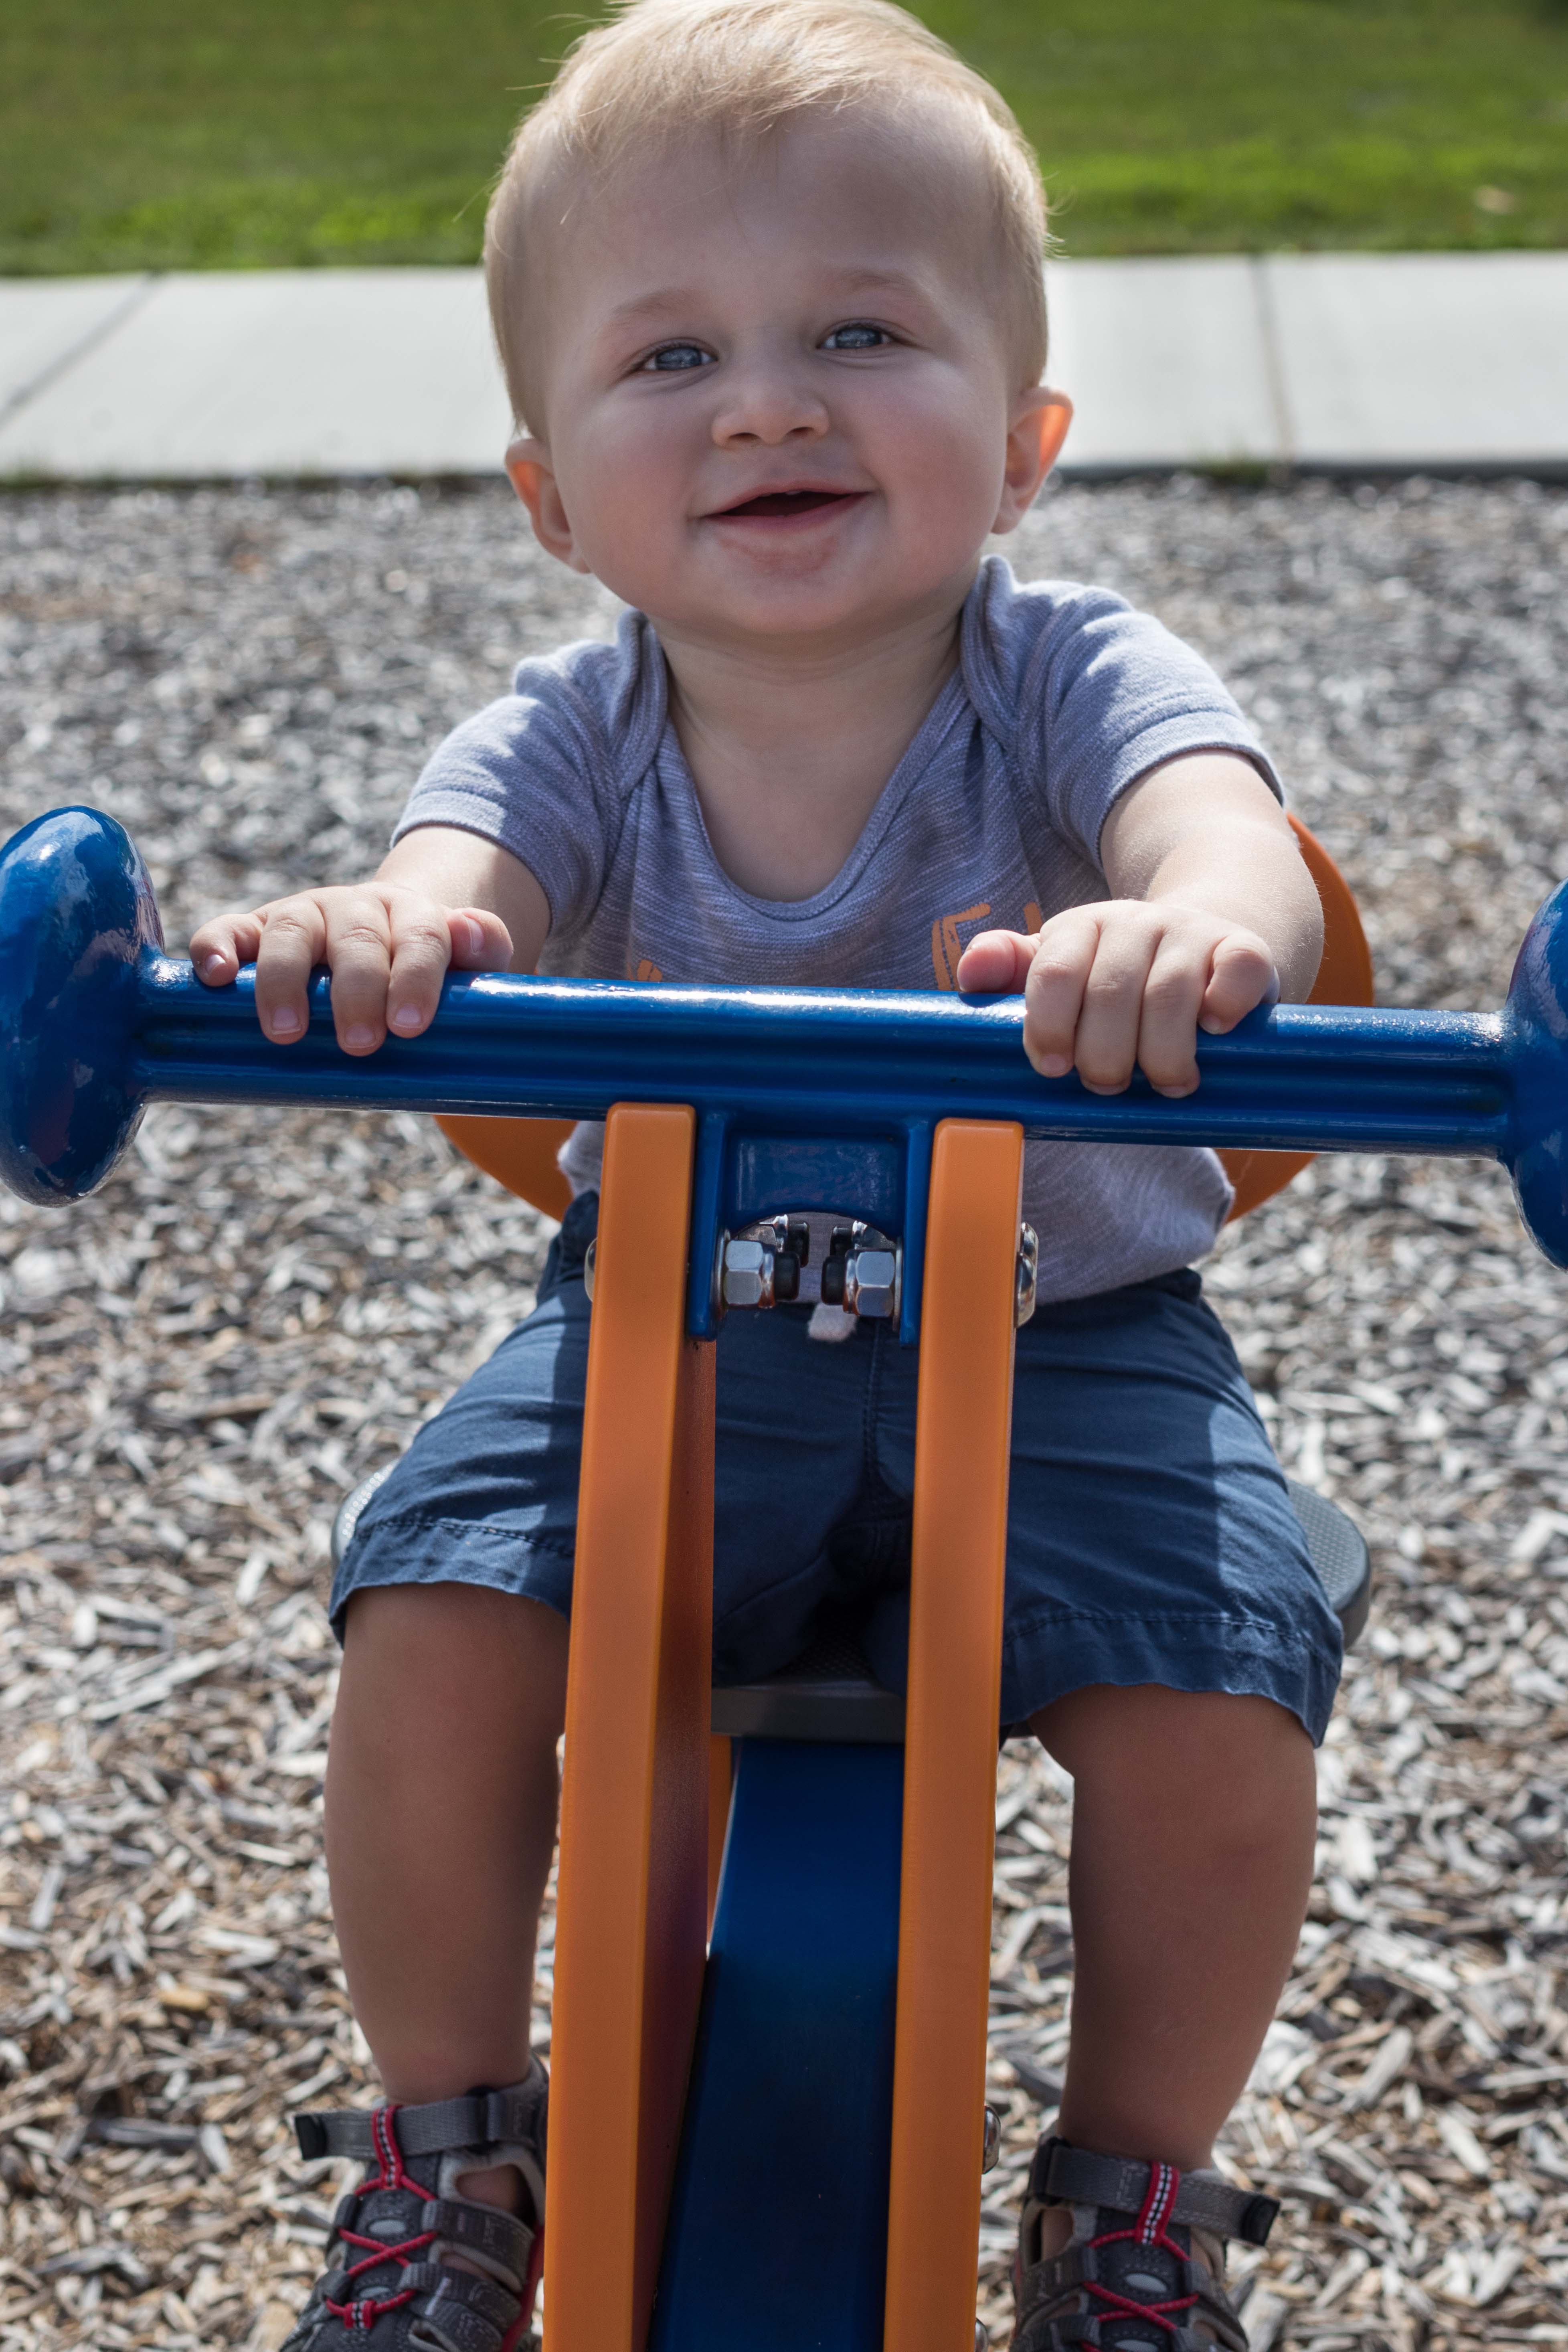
649, 1739, 904, 2352
898, 1120, 934, 1352
7, 806, 1568, 1322
129, 958, 1511, 1158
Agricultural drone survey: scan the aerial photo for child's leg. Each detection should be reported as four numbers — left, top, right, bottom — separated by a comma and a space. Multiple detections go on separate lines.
1031, 1682, 1316, 2170
324, 1583, 569, 2203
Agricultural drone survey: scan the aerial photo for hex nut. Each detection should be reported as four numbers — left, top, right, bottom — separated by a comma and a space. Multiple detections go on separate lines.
722, 1237, 773, 1309
844, 1247, 898, 1319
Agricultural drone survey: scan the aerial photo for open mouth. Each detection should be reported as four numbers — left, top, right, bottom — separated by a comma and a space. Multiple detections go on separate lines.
714, 488, 862, 520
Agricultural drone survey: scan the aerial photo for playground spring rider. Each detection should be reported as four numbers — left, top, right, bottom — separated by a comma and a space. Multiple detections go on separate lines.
8, 802, 1568, 2352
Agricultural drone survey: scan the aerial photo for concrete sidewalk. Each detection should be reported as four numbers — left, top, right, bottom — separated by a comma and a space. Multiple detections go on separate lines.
2, 251, 1566, 480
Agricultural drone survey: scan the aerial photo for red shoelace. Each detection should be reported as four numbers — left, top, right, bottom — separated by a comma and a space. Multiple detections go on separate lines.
324, 2105, 438, 2330
1083, 2162, 1201, 2340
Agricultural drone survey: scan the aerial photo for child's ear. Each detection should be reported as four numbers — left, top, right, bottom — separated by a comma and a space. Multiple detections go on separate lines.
993, 389, 1073, 534
506, 439, 593, 575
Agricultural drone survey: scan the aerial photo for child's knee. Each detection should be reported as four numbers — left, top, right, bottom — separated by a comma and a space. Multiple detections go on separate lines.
338, 1581, 570, 1733
1033, 1682, 1314, 1828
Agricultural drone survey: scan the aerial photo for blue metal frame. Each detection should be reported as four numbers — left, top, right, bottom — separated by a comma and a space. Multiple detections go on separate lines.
6, 806, 1568, 1337
650, 1739, 904, 2352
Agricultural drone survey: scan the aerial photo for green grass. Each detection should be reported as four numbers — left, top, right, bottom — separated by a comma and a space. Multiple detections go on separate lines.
3, 0, 1567, 274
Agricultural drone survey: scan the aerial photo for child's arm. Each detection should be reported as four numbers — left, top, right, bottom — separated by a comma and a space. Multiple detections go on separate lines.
189, 827, 552, 1057
956, 753, 1323, 1099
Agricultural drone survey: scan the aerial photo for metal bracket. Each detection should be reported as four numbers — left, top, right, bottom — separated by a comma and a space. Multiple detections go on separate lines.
686, 1117, 933, 1347
587, 1203, 1025, 1336
706, 1213, 907, 1324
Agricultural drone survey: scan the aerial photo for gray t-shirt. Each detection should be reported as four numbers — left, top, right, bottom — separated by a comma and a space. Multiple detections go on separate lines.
397, 555, 1281, 1301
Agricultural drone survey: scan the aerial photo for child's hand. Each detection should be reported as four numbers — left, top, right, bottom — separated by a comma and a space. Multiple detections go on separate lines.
190, 883, 514, 1057
955, 900, 1277, 1099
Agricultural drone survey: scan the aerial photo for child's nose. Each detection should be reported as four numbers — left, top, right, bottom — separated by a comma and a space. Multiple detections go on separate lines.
710, 358, 830, 446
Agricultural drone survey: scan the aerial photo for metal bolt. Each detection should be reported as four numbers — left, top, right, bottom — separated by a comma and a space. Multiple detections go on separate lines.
722, 1237, 775, 1310
1015, 1222, 1038, 1328
842, 1246, 898, 1320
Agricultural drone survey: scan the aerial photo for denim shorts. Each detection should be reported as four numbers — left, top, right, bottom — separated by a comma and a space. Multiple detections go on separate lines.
331, 1193, 1342, 1742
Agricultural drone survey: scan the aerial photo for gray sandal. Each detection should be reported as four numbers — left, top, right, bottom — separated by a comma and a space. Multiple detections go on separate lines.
1012, 2138, 1279, 2352
281, 2065, 547, 2352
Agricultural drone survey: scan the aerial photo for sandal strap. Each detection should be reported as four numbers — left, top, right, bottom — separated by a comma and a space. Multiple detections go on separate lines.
295, 2076, 547, 2165
1016, 2261, 1250, 2352
1030, 2138, 1279, 2247
326, 2185, 533, 2280
320, 2259, 520, 2348
424, 2196, 536, 2276
391, 2264, 518, 2327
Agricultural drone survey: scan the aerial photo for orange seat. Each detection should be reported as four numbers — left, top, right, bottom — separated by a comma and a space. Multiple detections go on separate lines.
437, 817, 1372, 1228
435, 1108, 577, 1221
1218, 816, 1374, 1220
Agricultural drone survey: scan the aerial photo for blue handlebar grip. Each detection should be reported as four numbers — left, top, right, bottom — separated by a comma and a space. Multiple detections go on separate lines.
1501, 887, 1568, 1270
0, 806, 163, 1204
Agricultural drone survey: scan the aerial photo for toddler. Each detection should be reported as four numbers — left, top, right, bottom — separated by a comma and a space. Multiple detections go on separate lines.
192, 4, 1338, 2346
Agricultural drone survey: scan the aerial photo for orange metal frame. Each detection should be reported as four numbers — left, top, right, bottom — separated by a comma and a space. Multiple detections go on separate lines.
544, 1104, 716, 2352
886, 1119, 1024, 2352
543, 1109, 1023, 2352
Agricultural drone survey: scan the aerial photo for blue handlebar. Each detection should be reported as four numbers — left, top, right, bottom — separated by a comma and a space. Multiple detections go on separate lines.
5, 806, 1568, 1339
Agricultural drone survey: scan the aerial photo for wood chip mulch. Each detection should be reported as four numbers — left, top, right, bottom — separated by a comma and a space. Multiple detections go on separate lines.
1, 474, 1566, 2348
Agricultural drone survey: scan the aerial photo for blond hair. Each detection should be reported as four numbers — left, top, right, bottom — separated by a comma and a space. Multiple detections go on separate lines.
484, 0, 1049, 431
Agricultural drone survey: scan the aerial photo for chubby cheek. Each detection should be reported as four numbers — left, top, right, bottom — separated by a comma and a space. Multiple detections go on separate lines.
864, 380, 1009, 560
553, 411, 699, 602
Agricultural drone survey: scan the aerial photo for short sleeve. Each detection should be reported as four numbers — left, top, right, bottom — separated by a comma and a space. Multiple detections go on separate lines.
392, 610, 662, 933
967, 564, 1282, 874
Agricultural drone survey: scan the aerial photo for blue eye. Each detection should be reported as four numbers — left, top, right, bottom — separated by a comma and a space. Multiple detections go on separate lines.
823, 322, 891, 351
642, 342, 712, 372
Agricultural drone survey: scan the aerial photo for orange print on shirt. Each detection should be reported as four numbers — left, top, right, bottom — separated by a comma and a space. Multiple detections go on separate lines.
931, 902, 1044, 990
633, 957, 664, 983
930, 903, 991, 991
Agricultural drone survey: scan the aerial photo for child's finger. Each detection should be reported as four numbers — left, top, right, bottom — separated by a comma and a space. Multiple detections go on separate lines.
1071, 919, 1159, 1094
189, 909, 264, 986
1199, 933, 1277, 1034
955, 928, 1037, 996
378, 901, 463, 1043
1022, 908, 1103, 1077
1135, 938, 1212, 1097
315, 892, 402, 1056
445, 907, 514, 972
251, 897, 330, 1045
379, 906, 513, 1044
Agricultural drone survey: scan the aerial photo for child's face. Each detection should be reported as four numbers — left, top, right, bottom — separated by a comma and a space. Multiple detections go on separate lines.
507, 108, 1067, 649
